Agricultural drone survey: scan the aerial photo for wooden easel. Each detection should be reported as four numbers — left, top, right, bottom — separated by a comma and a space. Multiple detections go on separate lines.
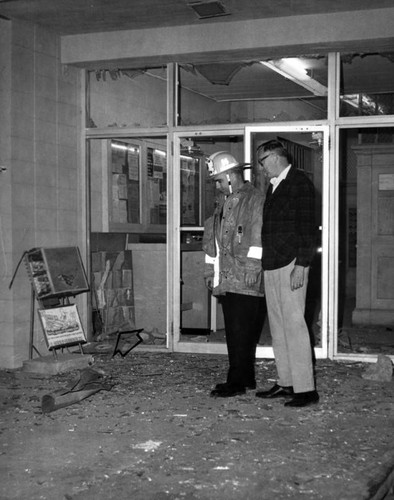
29, 287, 42, 359
10, 247, 89, 361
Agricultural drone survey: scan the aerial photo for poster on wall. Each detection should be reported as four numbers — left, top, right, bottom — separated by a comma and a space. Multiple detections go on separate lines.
38, 305, 87, 350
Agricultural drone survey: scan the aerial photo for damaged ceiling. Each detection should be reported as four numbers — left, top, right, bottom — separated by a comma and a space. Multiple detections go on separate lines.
2, 0, 394, 103
0, 0, 393, 36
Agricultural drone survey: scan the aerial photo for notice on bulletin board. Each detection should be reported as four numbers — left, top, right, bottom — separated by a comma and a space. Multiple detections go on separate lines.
128, 150, 139, 181
148, 179, 161, 211
181, 158, 198, 226
153, 166, 163, 179
153, 149, 166, 179
111, 147, 125, 174
147, 149, 154, 178
153, 150, 166, 169
379, 174, 394, 190
147, 147, 166, 178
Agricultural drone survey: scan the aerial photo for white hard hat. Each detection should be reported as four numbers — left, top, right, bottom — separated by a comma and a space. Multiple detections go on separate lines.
206, 151, 250, 179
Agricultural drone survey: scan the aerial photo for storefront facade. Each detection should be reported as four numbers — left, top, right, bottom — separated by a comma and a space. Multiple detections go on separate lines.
1, 8, 394, 367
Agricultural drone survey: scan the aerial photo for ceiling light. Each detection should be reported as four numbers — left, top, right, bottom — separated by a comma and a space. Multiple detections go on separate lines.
261, 59, 328, 97
111, 142, 138, 153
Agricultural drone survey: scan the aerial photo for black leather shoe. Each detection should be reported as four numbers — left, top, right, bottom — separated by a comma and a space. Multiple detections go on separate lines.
215, 381, 256, 391
255, 384, 293, 399
210, 384, 246, 398
284, 390, 319, 407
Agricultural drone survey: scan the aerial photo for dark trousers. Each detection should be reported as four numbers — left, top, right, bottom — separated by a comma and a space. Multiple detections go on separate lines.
220, 293, 266, 387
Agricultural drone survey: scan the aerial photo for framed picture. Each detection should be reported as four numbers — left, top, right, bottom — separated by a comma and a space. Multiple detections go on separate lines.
38, 305, 86, 350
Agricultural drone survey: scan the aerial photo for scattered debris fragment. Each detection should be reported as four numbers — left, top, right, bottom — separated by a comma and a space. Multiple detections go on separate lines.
132, 440, 162, 452
41, 367, 114, 413
362, 354, 393, 382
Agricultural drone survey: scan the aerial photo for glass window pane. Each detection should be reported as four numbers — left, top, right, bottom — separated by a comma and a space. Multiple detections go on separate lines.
338, 127, 394, 354
178, 57, 327, 126
110, 141, 140, 225
248, 130, 324, 348
88, 135, 168, 345
179, 135, 244, 229
87, 67, 167, 128
147, 146, 167, 225
180, 155, 201, 227
88, 135, 167, 233
179, 134, 244, 342
340, 53, 394, 117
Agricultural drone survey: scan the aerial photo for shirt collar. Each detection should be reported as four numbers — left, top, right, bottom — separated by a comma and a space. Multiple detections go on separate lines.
270, 164, 291, 188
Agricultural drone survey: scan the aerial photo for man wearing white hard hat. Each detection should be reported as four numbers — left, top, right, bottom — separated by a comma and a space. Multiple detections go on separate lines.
202, 151, 266, 397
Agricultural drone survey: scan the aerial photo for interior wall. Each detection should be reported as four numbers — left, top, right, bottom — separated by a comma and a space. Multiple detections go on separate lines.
0, 19, 83, 368
0, 19, 13, 367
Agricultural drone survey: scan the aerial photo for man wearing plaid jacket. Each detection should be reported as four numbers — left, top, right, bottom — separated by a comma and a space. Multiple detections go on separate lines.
256, 139, 319, 408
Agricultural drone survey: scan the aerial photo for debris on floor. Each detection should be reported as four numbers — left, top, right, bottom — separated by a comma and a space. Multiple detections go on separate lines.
362, 353, 393, 382
1, 351, 394, 500
41, 367, 114, 413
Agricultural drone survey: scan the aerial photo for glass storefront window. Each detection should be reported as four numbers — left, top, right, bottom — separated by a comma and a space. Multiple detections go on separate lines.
340, 53, 394, 116
88, 136, 167, 234
178, 56, 328, 126
88, 135, 168, 345
246, 127, 326, 349
179, 135, 244, 227
178, 134, 244, 341
87, 67, 168, 129
338, 127, 394, 354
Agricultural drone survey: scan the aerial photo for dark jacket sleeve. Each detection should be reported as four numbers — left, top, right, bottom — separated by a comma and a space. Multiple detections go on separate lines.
295, 175, 316, 267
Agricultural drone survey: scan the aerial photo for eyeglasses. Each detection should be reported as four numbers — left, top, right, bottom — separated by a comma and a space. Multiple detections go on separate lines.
258, 153, 274, 166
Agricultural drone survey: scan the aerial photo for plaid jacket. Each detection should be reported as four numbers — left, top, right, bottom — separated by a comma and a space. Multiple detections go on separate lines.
262, 166, 317, 271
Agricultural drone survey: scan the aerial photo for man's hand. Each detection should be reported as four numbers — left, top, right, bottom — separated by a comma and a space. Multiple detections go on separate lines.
204, 277, 213, 291
245, 271, 259, 287
290, 265, 305, 291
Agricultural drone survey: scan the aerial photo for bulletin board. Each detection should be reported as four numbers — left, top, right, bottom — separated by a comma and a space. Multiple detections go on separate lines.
108, 138, 168, 233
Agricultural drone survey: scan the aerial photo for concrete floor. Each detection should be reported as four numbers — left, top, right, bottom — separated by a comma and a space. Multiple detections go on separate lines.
1, 349, 394, 500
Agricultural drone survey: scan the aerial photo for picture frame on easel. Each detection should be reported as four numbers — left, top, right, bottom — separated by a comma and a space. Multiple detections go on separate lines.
38, 304, 87, 351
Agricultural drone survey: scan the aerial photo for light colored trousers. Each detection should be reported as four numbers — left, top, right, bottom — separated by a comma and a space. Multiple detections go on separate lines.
264, 259, 315, 393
